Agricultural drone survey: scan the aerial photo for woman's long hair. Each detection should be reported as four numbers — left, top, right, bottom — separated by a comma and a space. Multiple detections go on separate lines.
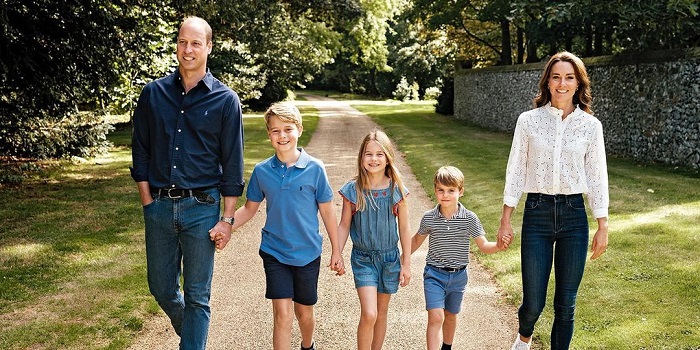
534, 51, 593, 114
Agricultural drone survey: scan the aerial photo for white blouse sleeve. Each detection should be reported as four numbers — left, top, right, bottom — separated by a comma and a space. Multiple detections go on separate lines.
585, 119, 609, 218
503, 113, 529, 207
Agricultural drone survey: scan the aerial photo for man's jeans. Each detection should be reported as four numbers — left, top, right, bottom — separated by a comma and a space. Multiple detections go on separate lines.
518, 193, 589, 349
143, 188, 220, 350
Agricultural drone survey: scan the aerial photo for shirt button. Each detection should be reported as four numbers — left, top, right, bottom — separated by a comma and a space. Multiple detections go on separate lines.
173, 166, 177, 169
178, 129, 181, 132
175, 147, 179, 151
181, 110, 184, 113
171, 184, 175, 188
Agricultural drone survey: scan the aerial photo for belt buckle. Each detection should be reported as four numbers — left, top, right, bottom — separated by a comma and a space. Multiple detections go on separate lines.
167, 188, 183, 199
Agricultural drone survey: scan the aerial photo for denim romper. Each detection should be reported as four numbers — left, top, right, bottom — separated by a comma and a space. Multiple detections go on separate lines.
339, 180, 408, 294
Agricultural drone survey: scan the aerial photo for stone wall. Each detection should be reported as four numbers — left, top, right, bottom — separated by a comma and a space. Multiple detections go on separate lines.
454, 48, 700, 169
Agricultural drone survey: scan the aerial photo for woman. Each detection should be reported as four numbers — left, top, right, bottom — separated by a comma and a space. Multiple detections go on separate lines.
498, 52, 609, 350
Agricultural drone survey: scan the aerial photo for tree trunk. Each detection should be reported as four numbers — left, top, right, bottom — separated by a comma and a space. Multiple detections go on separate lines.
525, 22, 539, 63
594, 24, 603, 56
517, 27, 524, 64
585, 19, 593, 57
500, 19, 512, 65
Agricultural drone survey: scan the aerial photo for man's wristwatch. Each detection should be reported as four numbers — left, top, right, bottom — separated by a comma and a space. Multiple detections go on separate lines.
220, 216, 235, 225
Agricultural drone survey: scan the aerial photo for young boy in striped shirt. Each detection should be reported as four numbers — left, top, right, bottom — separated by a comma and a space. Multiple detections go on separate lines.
410, 166, 504, 350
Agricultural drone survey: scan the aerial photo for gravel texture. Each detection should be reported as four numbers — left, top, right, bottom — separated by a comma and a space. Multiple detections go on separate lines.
127, 95, 517, 349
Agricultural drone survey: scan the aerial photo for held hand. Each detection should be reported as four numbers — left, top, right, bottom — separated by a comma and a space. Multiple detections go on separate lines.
209, 221, 233, 251
497, 223, 514, 250
590, 225, 609, 260
399, 265, 411, 287
329, 253, 346, 276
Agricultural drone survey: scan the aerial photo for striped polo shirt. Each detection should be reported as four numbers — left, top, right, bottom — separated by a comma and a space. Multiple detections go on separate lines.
417, 203, 486, 269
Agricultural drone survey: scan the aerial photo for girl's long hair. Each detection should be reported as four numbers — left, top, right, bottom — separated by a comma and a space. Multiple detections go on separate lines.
534, 51, 593, 114
354, 130, 407, 212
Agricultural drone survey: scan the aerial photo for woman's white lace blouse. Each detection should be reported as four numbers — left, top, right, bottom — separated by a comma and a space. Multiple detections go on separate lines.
503, 103, 609, 219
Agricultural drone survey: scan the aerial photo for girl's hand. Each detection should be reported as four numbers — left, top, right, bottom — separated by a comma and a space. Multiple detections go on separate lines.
399, 265, 411, 287
329, 253, 345, 276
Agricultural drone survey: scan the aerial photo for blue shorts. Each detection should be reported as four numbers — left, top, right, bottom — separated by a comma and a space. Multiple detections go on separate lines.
351, 247, 401, 294
259, 249, 320, 305
423, 265, 468, 314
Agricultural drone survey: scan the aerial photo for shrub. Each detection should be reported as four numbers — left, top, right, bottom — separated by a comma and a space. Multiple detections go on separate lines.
393, 76, 413, 101
0, 111, 113, 160
424, 86, 441, 100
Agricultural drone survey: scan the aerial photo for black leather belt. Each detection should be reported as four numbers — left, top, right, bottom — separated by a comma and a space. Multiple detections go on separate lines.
151, 188, 211, 200
430, 265, 467, 273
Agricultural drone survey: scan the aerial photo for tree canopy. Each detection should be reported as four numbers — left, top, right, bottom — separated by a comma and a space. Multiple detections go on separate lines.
1, 0, 698, 159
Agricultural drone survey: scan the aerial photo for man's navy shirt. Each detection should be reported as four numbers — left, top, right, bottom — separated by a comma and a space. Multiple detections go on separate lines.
130, 70, 245, 197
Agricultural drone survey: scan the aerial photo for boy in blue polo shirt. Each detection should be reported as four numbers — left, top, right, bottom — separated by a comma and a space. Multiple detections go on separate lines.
410, 166, 504, 350
210, 103, 345, 350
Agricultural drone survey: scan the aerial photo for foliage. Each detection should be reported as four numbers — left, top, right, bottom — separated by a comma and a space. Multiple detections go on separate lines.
3, 0, 700, 159
387, 19, 457, 98
310, 0, 410, 97
406, 0, 505, 67
108, 3, 178, 115
1, 112, 113, 160
405, 0, 700, 66
392, 76, 414, 101
0, 0, 132, 158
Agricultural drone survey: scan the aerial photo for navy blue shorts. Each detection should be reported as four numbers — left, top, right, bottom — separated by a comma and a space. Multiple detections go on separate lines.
259, 249, 320, 305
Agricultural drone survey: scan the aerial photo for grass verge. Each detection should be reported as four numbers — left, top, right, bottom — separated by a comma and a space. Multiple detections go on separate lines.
339, 97, 700, 349
0, 107, 318, 349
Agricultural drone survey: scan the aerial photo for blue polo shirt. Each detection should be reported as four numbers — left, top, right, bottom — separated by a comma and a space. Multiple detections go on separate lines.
246, 149, 334, 266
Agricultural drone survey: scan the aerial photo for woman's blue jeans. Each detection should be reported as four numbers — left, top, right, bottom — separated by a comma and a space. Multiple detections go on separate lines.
518, 193, 589, 349
143, 188, 220, 350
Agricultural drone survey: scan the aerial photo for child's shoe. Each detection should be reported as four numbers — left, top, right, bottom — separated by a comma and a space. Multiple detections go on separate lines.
510, 335, 531, 350
301, 341, 316, 350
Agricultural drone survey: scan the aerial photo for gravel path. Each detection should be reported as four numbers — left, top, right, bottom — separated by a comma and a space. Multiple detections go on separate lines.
128, 94, 517, 349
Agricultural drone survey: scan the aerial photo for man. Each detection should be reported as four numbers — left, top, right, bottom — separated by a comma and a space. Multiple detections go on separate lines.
130, 16, 244, 350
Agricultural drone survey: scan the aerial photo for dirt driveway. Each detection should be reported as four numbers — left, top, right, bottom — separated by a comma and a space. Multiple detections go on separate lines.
128, 94, 517, 349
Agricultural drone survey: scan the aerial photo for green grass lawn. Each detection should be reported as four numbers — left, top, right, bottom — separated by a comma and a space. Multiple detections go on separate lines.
0, 107, 318, 350
337, 97, 700, 350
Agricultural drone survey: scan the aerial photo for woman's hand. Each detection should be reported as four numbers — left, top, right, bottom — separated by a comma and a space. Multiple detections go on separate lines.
590, 218, 609, 260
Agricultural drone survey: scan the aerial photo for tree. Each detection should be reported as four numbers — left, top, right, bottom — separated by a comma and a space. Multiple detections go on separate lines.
175, 0, 357, 108
406, 0, 508, 67
0, 0, 137, 158
387, 19, 456, 98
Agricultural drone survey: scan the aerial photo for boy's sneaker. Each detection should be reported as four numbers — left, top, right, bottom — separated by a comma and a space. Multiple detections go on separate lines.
301, 341, 316, 350
510, 335, 531, 350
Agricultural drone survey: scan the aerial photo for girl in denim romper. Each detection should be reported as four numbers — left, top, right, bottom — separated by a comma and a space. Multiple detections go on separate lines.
338, 130, 412, 350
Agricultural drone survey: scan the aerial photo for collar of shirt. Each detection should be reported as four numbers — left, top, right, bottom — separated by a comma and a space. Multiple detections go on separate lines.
270, 148, 310, 169
167, 69, 215, 91
544, 102, 583, 120
430, 202, 468, 220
